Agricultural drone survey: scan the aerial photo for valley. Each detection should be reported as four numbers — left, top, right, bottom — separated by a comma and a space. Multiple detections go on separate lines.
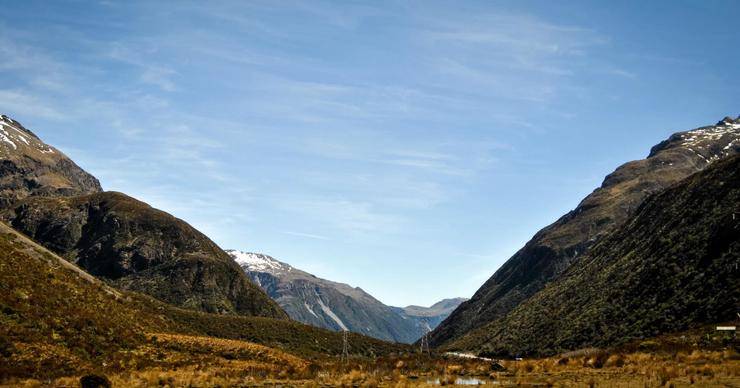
1, 0, 740, 383
0, 114, 737, 387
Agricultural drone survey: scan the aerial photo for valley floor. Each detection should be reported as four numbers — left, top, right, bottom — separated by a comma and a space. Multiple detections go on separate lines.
3, 339, 738, 387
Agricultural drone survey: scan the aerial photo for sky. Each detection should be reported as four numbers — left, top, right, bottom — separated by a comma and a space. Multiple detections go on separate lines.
0, 0, 738, 307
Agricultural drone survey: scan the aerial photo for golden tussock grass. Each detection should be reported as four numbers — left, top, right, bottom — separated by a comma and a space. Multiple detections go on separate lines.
7, 350, 739, 387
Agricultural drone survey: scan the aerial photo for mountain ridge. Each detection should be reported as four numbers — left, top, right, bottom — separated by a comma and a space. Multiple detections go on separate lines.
430, 116, 740, 348
447, 153, 740, 356
0, 115, 286, 319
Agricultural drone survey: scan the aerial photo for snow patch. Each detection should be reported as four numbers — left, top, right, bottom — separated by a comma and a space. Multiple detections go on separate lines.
304, 303, 319, 318
676, 122, 740, 165
227, 250, 291, 273
680, 124, 738, 147
724, 139, 739, 151
0, 132, 16, 149
16, 134, 29, 145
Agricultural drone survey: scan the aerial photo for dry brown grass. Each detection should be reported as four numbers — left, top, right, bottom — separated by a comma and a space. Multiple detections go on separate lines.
4, 345, 740, 387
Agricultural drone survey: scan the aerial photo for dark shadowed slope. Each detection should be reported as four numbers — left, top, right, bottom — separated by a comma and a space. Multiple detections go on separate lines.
430, 117, 740, 348
447, 154, 740, 357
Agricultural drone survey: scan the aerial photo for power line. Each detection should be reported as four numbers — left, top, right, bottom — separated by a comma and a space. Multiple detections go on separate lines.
420, 320, 431, 355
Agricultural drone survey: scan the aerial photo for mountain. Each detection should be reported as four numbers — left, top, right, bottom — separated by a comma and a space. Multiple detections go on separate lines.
447, 153, 740, 357
0, 115, 285, 319
228, 250, 466, 343
0, 220, 405, 380
430, 116, 740, 348
0, 114, 101, 208
395, 298, 469, 332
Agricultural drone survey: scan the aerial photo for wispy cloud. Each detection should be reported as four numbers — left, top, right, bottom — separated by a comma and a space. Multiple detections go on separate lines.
108, 43, 179, 92
280, 231, 331, 241
277, 198, 408, 236
139, 66, 178, 92
0, 89, 67, 120
0, 0, 693, 306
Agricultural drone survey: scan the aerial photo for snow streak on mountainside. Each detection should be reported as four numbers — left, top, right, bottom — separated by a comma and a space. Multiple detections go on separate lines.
227, 250, 466, 343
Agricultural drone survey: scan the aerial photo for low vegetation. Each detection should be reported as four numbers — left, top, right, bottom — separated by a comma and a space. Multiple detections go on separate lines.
1, 203, 738, 387
0, 222, 406, 383
430, 120, 734, 349
446, 155, 740, 357
6, 346, 739, 386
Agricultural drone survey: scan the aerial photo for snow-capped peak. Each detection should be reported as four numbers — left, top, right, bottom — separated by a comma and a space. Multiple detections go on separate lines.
226, 250, 291, 273
669, 118, 740, 164
0, 114, 55, 154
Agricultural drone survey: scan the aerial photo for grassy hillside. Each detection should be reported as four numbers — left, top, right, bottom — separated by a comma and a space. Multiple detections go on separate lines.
446, 155, 740, 357
0, 222, 407, 381
431, 120, 740, 348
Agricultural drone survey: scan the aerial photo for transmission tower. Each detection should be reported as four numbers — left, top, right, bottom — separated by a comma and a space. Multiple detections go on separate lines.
340, 330, 349, 364
420, 320, 431, 355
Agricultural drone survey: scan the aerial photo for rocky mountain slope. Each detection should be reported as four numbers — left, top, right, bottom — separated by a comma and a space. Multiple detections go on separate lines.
0, 115, 285, 319
448, 154, 740, 357
394, 298, 468, 332
0, 221, 406, 380
0, 115, 101, 208
228, 250, 466, 343
430, 116, 740, 348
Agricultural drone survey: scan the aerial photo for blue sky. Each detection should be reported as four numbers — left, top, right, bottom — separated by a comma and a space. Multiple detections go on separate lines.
1, 0, 738, 307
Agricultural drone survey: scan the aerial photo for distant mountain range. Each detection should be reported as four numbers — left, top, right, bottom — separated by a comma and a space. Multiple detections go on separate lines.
227, 250, 466, 343
430, 116, 740, 356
